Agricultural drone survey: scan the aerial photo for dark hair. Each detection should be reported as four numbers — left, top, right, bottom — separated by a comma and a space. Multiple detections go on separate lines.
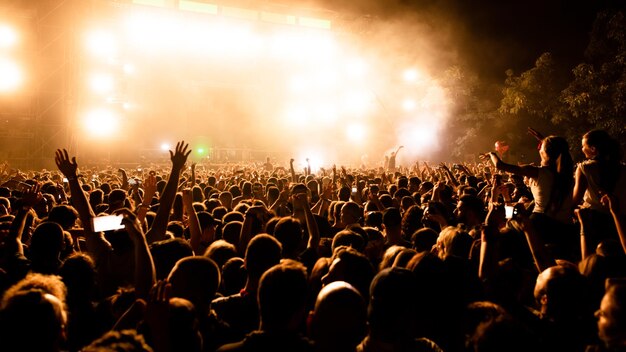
583, 129, 622, 193
542, 136, 574, 213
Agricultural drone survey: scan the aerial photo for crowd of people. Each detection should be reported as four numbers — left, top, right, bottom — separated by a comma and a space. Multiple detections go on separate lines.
0, 128, 625, 352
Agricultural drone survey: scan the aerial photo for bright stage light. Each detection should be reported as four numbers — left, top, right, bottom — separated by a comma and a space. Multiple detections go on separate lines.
284, 106, 310, 124
0, 59, 23, 92
403, 68, 423, 83
345, 59, 368, 78
346, 123, 366, 142
90, 73, 114, 94
160, 143, 170, 151
344, 91, 372, 115
0, 25, 18, 48
123, 63, 135, 74
83, 109, 119, 137
402, 99, 416, 111
85, 30, 117, 58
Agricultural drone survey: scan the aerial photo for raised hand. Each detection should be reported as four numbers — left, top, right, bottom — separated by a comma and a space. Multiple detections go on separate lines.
21, 182, 43, 208
169, 141, 191, 171
292, 192, 309, 211
55, 149, 78, 178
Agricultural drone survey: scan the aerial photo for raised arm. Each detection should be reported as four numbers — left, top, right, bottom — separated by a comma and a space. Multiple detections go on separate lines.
146, 141, 191, 244
7, 183, 42, 256
55, 150, 96, 228
602, 194, 626, 254
572, 164, 587, 207
136, 174, 157, 224
485, 152, 539, 179
182, 188, 205, 255
119, 208, 156, 299
290, 158, 297, 183
293, 193, 320, 252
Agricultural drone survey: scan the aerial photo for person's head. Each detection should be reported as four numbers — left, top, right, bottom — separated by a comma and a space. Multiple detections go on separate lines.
221, 221, 242, 245
401, 205, 423, 238
204, 240, 237, 269
322, 246, 374, 300
367, 267, 418, 341
59, 253, 97, 305
331, 229, 365, 253
596, 283, 626, 347
582, 129, 621, 161
364, 210, 383, 229
82, 330, 152, 352
534, 265, 589, 320
258, 260, 308, 331
435, 226, 473, 260
168, 257, 220, 313
30, 222, 66, 264
340, 202, 362, 227
539, 136, 572, 170
411, 227, 439, 253
0, 289, 68, 352
454, 194, 485, 227
309, 281, 367, 351
150, 238, 194, 280
47, 205, 78, 230
245, 234, 282, 281
273, 217, 303, 258
382, 207, 402, 232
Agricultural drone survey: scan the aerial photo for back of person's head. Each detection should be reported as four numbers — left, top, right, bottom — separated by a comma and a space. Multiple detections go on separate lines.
401, 205, 424, 238
221, 221, 242, 245
534, 265, 589, 320
245, 234, 282, 280
168, 256, 220, 312
367, 267, 418, 341
47, 205, 78, 230
221, 257, 246, 296
323, 246, 374, 300
258, 260, 308, 331
0, 289, 68, 352
204, 240, 236, 269
108, 189, 127, 208
341, 202, 362, 225
273, 217, 303, 257
222, 211, 244, 224
382, 207, 402, 230
30, 222, 65, 260
364, 210, 383, 229
166, 221, 185, 238
1, 273, 67, 308
58, 253, 96, 305
469, 315, 539, 352
338, 186, 351, 202
379, 194, 394, 208
82, 329, 152, 352
150, 238, 193, 280
411, 227, 439, 252
309, 281, 367, 351
331, 229, 365, 253
436, 226, 473, 260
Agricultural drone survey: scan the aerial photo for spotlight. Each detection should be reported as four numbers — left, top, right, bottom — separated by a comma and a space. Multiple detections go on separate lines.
123, 63, 135, 74
403, 68, 421, 82
0, 25, 18, 48
89, 73, 114, 94
346, 123, 366, 142
402, 99, 416, 111
160, 143, 170, 151
0, 59, 23, 92
83, 109, 118, 137
85, 30, 117, 58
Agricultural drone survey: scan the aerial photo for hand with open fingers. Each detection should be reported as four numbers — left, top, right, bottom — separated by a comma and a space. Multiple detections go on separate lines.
170, 141, 192, 170
21, 182, 43, 208
143, 174, 157, 198
55, 149, 78, 178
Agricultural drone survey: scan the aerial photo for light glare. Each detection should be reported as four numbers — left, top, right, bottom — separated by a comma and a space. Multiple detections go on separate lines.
84, 109, 119, 137
90, 73, 114, 94
0, 25, 18, 48
0, 59, 23, 92
86, 30, 117, 58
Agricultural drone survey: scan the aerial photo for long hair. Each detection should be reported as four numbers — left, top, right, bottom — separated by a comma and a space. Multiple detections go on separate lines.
542, 136, 574, 213
584, 129, 622, 193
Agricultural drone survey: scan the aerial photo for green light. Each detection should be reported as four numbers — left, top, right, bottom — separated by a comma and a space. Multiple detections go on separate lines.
197, 148, 205, 154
